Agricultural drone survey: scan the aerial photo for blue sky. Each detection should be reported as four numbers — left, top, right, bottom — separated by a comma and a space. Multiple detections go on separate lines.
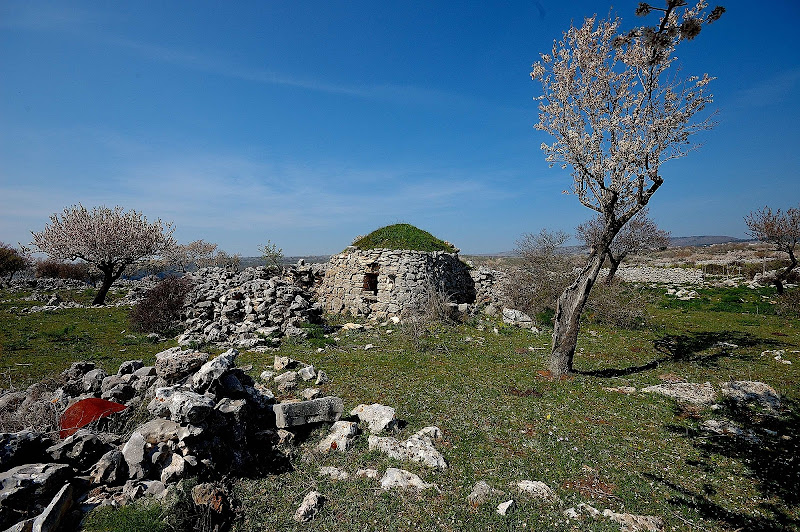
1, 1, 798, 255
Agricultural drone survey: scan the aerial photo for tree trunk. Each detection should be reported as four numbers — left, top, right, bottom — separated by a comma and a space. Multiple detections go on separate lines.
605, 256, 621, 285
774, 250, 797, 295
92, 263, 125, 305
549, 250, 607, 377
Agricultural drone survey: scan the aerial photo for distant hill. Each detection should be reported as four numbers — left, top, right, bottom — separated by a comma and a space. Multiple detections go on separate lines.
668, 236, 748, 247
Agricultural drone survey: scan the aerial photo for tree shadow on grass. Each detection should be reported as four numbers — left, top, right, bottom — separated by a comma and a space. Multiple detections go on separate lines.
650, 398, 800, 531
577, 330, 781, 378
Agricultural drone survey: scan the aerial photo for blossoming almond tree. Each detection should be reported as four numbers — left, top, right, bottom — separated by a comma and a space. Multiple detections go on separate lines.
530, 1, 723, 377
31, 205, 175, 304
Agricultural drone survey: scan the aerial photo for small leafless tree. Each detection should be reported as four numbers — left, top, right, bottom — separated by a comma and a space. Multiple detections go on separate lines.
745, 204, 800, 294
31, 204, 175, 304
166, 240, 219, 272
576, 209, 671, 284
530, 1, 722, 376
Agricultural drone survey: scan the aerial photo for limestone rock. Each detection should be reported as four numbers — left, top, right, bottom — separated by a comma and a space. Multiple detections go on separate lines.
121, 432, 150, 481
89, 449, 128, 486
641, 382, 716, 405
82, 368, 108, 394
516, 480, 560, 503
355, 469, 379, 479
160, 453, 188, 484
496, 500, 515, 516
319, 466, 349, 481
274, 356, 296, 371
132, 418, 182, 445
301, 388, 321, 400
720, 381, 781, 412
47, 429, 111, 470
155, 348, 208, 382
294, 491, 324, 522
502, 308, 534, 328
274, 371, 298, 393
298, 365, 316, 381
0, 463, 72, 527
190, 349, 238, 393
272, 396, 344, 428
31, 482, 72, 532
0, 431, 52, 471
350, 403, 397, 433
467, 480, 501, 508
379, 468, 435, 491
167, 391, 215, 424
603, 509, 664, 532
368, 427, 446, 469
118, 360, 144, 375
316, 421, 359, 453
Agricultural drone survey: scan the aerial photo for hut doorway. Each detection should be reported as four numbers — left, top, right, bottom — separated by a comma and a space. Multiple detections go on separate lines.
362, 264, 379, 295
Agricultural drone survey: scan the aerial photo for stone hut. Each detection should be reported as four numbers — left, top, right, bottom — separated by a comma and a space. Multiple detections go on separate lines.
317, 224, 475, 319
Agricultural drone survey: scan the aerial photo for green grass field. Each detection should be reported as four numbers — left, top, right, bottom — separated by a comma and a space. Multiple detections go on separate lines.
1, 284, 798, 531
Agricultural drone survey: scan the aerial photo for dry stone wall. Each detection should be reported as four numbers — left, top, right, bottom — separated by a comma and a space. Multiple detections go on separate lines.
318, 247, 476, 319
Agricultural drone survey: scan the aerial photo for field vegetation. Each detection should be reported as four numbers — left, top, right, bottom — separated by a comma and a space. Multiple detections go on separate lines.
1, 273, 798, 531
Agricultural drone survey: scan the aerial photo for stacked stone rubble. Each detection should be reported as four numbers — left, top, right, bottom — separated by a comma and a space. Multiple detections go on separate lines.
0, 348, 344, 530
179, 266, 323, 348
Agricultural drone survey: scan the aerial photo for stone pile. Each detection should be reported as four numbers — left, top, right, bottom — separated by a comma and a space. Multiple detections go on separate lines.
3, 277, 157, 314
178, 266, 323, 349
606, 266, 704, 285
0, 347, 345, 531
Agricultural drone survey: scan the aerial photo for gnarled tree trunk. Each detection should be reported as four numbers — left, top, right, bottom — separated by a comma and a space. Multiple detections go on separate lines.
605, 255, 621, 285
549, 250, 607, 377
93, 263, 126, 305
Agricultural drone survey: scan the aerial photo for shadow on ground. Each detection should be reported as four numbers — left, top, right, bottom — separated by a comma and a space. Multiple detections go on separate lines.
649, 399, 800, 531
578, 330, 781, 378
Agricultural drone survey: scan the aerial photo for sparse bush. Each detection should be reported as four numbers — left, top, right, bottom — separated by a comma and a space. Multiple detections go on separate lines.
401, 280, 459, 351
129, 276, 194, 335
0, 378, 62, 435
583, 281, 650, 329
503, 229, 575, 324
776, 289, 800, 318
35, 259, 90, 281
259, 239, 284, 272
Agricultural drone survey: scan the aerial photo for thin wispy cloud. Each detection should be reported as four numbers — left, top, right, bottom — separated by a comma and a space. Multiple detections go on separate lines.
732, 67, 800, 108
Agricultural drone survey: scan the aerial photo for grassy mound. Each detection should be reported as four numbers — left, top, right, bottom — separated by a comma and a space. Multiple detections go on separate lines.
352, 223, 456, 252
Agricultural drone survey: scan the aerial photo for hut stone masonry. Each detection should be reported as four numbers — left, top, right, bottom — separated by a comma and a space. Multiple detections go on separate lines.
318, 247, 475, 319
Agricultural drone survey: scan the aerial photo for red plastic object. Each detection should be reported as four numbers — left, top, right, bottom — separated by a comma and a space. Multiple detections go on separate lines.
59, 398, 127, 439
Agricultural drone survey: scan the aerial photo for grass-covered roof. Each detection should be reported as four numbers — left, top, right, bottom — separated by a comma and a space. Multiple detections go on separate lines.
352, 224, 457, 252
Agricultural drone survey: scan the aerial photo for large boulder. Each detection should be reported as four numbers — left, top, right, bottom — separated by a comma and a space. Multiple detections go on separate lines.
0, 463, 72, 529
0, 431, 52, 471
155, 348, 209, 382
190, 349, 238, 393
271, 397, 344, 428
47, 429, 111, 470
350, 403, 397, 433
368, 427, 446, 469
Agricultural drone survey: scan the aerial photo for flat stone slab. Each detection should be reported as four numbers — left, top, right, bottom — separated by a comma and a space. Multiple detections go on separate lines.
272, 396, 344, 428
641, 382, 716, 405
